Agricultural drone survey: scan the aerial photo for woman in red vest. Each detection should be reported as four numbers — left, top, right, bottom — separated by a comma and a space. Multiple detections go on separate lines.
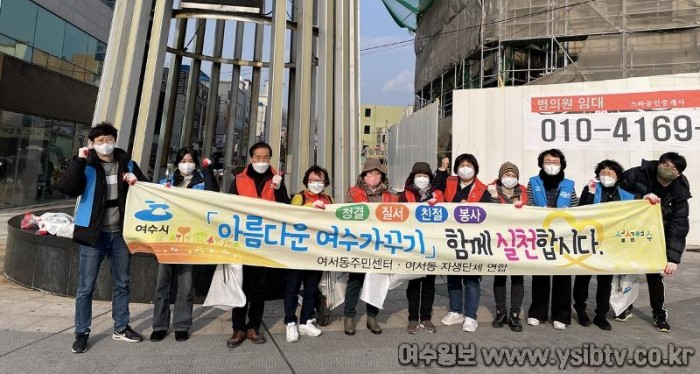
284, 166, 333, 343
485, 161, 527, 333
226, 142, 290, 349
343, 158, 395, 336
434, 154, 490, 333
399, 162, 444, 334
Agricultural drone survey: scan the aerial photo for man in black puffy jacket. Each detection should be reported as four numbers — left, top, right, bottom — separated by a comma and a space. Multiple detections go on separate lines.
618, 152, 691, 333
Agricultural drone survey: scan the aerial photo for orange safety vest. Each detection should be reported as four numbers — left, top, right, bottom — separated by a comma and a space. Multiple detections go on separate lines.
444, 176, 486, 203
298, 191, 333, 205
348, 186, 395, 203
235, 165, 277, 201
404, 189, 445, 203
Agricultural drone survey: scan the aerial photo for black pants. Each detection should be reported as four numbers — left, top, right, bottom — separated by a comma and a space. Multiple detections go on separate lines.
284, 270, 322, 324
528, 275, 571, 324
645, 273, 667, 318
573, 275, 612, 315
493, 275, 524, 312
344, 273, 379, 318
406, 275, 436, 321
231, 266, 270, 331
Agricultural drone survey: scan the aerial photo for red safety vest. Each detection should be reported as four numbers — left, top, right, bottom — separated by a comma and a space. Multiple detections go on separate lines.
444, 176, 486, 203
348, 186, 395, 203
235, 165, 277, 201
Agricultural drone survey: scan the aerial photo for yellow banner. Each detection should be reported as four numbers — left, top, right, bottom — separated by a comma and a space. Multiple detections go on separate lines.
123, 183, 667, 275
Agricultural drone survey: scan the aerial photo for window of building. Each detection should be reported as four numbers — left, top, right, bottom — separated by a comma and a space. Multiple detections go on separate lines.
363, 125, 370, 134
0, 0, 38, 45
364, 108, 371, 117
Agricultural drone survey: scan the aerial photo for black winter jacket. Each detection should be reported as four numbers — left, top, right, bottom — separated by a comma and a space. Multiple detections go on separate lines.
623, 160, 691, 264
57, 148, 149, 246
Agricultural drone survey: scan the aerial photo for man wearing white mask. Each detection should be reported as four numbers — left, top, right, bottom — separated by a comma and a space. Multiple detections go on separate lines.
57, 122, 149, 353
434, 154, 490, 333
573, 159, 633, 331
226, 142, 289, 348
525, 149, 578, 331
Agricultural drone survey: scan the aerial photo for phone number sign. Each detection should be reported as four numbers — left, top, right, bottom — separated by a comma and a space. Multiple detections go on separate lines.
524, 90, 700, 151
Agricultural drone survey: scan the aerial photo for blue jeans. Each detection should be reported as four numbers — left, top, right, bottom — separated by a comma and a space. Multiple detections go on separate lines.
447, 275, 481, 319
74, 231, 131, 334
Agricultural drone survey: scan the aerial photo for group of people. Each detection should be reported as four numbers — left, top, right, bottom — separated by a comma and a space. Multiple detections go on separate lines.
59, 122, 691, 354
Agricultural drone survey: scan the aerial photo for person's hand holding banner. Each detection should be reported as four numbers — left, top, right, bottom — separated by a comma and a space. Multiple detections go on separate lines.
644, 193, 660, 205
664, 262, 677, 275
313, 200, 326, 210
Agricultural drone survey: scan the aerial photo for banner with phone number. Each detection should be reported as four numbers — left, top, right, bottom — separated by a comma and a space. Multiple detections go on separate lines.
524, 90, 700, 150
123, 182, 666, 275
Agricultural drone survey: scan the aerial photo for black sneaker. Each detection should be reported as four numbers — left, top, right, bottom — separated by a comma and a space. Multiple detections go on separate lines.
614, 305, 633, 322
653, 316, 671, 333
492, 309, 507, 328
593, 314, 612, 331
576, 309, 592, 327
71, 333, 89, 353
113, 326, 144, 342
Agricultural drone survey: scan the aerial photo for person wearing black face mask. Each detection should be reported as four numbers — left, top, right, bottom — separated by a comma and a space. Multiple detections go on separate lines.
618, 152, 691, 333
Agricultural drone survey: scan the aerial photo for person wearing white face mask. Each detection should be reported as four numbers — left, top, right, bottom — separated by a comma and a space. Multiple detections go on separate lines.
434, 154, 490, 333
525, 149, 579, 331
57, 122, 149, 353
226, 142, 290, 349
151, 148, 219, 343
284, 166, 334, 343
486, 162, 528, 333
343, 158, 396, 336
572, 159, 633, 332
399, 162, 445, 334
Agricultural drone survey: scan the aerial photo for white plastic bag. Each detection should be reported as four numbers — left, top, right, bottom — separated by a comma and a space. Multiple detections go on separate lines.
203, 264, 246, 310
609, 274, 641, 316
38, 212, 74, 237
317, 272, 348, 310
360, 273, 425, 310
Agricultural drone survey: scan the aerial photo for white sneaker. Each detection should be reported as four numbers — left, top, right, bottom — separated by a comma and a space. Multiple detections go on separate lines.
286, 322, 299, 342
441, 312, 465, 326
553, 321, 566, 330
462, 317, 478, 332
527, 318, 540, 326
298, 319, 322, 337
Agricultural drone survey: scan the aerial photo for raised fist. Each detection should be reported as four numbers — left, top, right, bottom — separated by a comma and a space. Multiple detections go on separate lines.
271, 174, 283, 190
201, 157, 211, 169
78, 147, 89, 159
487, 184, 498, 197
122, 173, 138, 186
588, 179, 597, 193
439, 157, 450, 171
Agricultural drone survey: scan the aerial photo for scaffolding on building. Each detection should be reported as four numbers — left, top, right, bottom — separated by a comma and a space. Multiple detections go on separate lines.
404, 0, 700, 118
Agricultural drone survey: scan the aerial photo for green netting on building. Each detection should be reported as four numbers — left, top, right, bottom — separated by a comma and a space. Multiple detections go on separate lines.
381, 0, 434, 32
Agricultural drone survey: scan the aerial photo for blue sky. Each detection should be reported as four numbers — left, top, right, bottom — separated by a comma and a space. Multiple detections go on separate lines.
169, 1, 415, 107
359, 0, 416, 106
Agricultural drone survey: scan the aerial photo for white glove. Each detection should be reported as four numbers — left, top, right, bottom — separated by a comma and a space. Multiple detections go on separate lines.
487, 184, 498, 197
587, 179, 597, 194
643, 193, 660, 205
271, 174, 283, 190
123, 173, 138, 186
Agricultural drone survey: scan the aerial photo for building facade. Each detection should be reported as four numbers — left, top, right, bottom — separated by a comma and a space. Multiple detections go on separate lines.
360, 104, 412, 164
0, 0, 112, 206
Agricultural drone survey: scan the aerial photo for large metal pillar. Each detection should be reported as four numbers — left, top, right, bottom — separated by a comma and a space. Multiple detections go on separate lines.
222, 21, 245, 191
202, 20, 226, 157
265, 0, 287, 170
287, 0, 313, 192
246, 22, 264, 153
316, 0, 334, 188
153, 19, 187, 181
180, 18, 207, 148
131, 0, 174, 169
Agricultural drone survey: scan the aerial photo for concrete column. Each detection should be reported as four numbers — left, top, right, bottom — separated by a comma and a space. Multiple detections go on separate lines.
131, 0, 174, 171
